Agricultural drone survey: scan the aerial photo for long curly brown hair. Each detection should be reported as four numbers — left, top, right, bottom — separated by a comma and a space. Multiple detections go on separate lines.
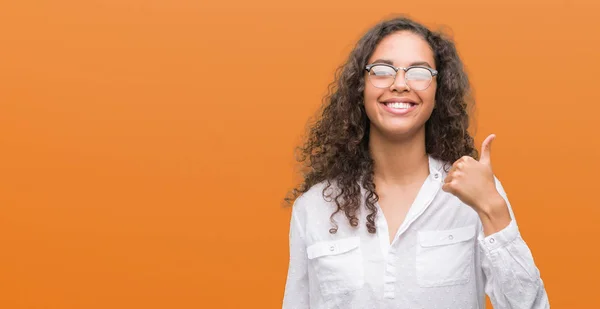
285, 16, 478, 234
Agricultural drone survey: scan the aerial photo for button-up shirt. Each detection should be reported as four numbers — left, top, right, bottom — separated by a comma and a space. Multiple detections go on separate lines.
282, 155, 549, 309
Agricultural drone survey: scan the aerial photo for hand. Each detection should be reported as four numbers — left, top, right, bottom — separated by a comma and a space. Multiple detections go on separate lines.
442, 134, 506, 215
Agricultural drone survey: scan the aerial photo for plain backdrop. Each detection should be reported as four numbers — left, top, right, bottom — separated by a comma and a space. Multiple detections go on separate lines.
1, 0, 599, 308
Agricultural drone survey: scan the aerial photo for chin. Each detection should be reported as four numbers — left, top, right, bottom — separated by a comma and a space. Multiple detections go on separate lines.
374, 124, 421, 140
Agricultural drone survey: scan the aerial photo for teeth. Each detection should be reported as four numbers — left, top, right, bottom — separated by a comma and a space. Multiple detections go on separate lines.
387, 102, 412, 109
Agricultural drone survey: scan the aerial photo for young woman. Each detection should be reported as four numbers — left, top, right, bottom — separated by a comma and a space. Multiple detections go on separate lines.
282, 17, 549, 309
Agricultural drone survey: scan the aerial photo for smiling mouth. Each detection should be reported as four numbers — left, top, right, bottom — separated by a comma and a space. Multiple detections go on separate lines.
382, 102, 416, 110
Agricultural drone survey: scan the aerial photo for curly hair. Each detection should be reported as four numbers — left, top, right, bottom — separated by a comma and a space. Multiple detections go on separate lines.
285, 16, 478, 234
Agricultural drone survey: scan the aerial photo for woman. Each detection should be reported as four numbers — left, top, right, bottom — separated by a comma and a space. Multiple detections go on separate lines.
282, 16, 549, 309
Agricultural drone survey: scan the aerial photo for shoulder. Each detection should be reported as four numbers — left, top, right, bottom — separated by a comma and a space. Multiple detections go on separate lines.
292, 180, 340, 217
290, 180, 358, 230
291, 180, 361, 239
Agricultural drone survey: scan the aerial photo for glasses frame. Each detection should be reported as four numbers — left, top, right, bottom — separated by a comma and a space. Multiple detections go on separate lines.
364, 63, 438, 90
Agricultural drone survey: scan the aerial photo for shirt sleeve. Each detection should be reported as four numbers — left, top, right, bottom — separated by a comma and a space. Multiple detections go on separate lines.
478, 177, 550, 309
282, 200, 310, 309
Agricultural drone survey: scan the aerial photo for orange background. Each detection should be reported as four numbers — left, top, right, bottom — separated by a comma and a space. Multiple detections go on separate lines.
1, 0, 599, 308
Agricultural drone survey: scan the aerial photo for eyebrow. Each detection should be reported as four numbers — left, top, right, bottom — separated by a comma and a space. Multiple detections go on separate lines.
371, 59, 434, 68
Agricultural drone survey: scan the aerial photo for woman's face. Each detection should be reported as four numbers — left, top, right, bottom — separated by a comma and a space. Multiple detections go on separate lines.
364, 31, 437, 140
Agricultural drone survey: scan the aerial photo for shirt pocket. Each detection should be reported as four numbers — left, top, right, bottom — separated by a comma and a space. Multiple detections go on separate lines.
307, 236, 364, 297
416, 225, 476, 287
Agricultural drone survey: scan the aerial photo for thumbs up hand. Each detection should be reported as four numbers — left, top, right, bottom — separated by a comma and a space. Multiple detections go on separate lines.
442, 134, 507, 217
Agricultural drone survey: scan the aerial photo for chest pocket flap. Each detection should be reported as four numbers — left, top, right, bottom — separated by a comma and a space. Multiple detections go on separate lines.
307, 237, 360, 259
419, 225, 476, 247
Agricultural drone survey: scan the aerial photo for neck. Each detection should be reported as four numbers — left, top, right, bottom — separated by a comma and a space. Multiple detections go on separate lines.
369, 127, 429, 187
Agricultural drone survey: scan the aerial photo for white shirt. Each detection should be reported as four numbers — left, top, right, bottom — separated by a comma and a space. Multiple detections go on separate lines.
282, 155, 549, 309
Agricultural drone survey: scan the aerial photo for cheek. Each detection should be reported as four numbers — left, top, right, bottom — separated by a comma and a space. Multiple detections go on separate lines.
422, 85, 436, 106
363, 94, 381, 123
363, 73, 383, 99
363, 84, 382, 108
363, 81, 378, 100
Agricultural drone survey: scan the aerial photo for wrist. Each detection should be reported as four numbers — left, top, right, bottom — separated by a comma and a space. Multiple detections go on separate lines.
476, 193, 508, 218
476, 193, 511, 236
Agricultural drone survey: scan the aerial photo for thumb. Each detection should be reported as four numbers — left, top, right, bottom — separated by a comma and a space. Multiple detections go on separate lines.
479, 134, 496, 166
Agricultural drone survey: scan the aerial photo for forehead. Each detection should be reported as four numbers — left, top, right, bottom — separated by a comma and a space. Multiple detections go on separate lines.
368, 31, 435, 68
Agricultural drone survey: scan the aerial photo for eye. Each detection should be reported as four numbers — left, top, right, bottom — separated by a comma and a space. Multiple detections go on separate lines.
370, 65, 395, 77
406, 67, 432, 80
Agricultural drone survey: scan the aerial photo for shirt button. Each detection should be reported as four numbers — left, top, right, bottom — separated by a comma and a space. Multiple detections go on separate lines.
329, 246, 335, 251
448, 235, 454, 240
434, 173, 439, 179
489, 238, 495, 244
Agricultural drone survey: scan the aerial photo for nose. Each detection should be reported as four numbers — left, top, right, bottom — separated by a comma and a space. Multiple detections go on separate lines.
389, 71, 410, 92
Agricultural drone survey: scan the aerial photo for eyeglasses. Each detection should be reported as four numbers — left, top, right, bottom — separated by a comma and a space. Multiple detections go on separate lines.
365, 63, 438, 91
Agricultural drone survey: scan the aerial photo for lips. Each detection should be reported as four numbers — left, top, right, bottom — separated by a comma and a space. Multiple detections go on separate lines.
379, 98, 418, 115
384, 102, 415, 109
381, 97, 417, 105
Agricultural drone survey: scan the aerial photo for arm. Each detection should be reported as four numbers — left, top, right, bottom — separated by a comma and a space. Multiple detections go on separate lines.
282, 201, 310, 309
479, 178, 550, 309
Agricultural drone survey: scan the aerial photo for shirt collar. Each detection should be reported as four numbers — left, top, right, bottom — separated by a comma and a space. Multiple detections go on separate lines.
358, 154, 447, 191
428, 154, 446, 183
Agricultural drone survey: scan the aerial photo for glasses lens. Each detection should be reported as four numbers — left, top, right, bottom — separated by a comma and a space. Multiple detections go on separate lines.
406, 67, 433, 90
368, 65, 396, 88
